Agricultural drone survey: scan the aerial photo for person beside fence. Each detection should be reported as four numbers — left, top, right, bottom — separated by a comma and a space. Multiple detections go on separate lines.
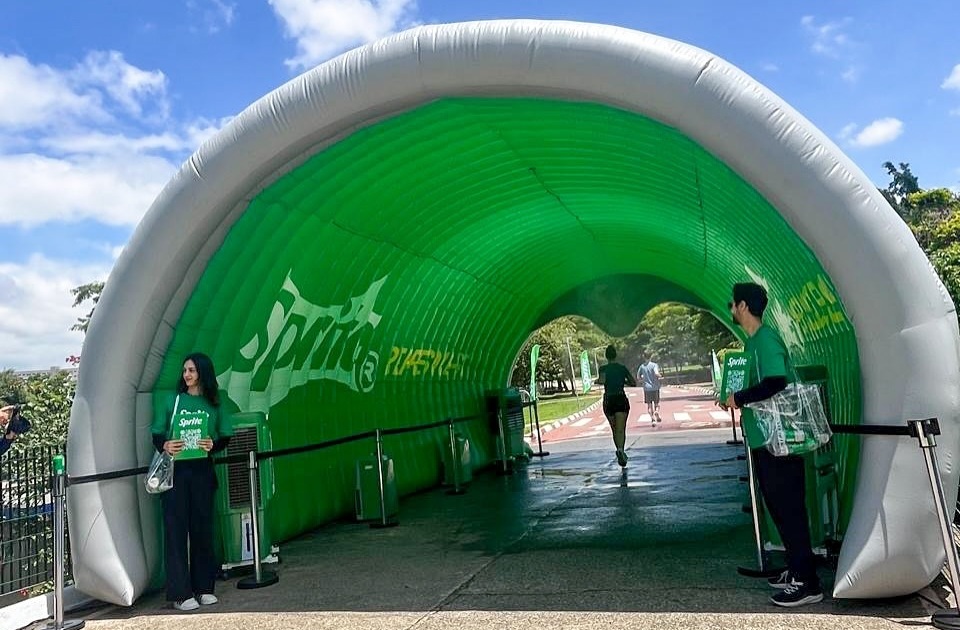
597, 344, 636, 467
721, 282, 823, 607
0, 404, 30, 457
151, 352, 233, 612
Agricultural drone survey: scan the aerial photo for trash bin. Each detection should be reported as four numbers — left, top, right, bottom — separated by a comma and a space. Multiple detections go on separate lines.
485, 388, 525, 464
355, 455, 399, 521
442, 433, 472, 486
214, 412, 279, 572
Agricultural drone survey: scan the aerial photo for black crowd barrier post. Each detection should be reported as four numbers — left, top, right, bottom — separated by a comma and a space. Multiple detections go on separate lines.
736, 446, 785, 579
726, 408, 743, 446
530, 401, 549, 458
496, 408, 511, 476
237, 450, 278, 589
446, 419, 465, 496
41, 455, 85, 630
906, 419, 960, 630
370, 429, 398, 529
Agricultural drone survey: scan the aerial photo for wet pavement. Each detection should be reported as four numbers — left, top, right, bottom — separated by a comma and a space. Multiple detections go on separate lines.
61, 409, 942, 630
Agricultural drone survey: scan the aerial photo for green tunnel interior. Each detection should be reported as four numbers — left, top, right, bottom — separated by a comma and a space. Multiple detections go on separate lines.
152, 98, 862, 544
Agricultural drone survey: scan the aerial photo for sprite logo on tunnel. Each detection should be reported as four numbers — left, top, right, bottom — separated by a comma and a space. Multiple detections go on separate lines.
217, 272, 386, 412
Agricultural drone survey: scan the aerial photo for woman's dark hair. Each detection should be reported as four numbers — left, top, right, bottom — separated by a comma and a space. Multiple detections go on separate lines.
605, 345, 617, 361
178, 352, 220, 407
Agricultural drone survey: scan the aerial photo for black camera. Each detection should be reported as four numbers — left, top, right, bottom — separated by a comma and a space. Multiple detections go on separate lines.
3, 400, 31, 436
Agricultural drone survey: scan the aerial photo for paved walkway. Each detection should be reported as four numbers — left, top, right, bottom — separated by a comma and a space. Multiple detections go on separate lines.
536, 386, 739, 443
58, 425, 943, 630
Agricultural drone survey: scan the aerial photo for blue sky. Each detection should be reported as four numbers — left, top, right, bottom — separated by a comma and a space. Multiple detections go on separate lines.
1, 0, 958, 369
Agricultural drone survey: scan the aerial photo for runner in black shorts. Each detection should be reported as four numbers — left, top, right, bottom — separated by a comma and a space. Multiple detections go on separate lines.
597, 345, 636, 467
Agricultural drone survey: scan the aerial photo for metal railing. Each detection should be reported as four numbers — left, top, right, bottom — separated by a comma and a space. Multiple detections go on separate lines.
1, 445, 66, 601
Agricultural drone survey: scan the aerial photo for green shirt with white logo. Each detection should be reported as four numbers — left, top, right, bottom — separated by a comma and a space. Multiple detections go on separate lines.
151, 393, 233, 460
740, 324, 792, 449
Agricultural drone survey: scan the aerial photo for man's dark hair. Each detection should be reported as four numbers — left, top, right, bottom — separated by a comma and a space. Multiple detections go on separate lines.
733, 282, 769, 318
605, 345, 617, 361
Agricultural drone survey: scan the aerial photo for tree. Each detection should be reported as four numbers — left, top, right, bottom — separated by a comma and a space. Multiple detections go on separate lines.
511, 318, 577, 393
0, 370, 75, 452
880, 164, 960, 307
71, 281, 105, 334
881, 161, 920, 218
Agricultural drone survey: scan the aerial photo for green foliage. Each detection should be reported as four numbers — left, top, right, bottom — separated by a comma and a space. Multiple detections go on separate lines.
1, 370, 74, 452
880, 163, 960, 306
70, 281, 105, 334
510, 318, 577, 392
0, 369, 29, 405
881, 161, 920, 218
511, 306, 737, 388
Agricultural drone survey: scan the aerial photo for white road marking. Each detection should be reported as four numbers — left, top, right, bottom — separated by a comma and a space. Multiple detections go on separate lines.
572, 417, 594, 427
710, 411, 731, 421
673, 412, 691, 421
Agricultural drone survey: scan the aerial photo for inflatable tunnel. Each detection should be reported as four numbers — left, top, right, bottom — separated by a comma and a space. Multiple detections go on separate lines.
67, 20, 960, 605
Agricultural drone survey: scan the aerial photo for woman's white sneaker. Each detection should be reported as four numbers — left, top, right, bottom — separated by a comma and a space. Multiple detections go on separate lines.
174, 597, 199, 611
199, 594, 219, 605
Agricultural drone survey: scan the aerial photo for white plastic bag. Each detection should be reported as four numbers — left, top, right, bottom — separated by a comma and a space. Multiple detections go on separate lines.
746, 382, 832, 456
145, 450, 174, 494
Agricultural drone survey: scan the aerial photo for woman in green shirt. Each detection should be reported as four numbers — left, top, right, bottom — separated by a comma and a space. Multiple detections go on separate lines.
151, 352, 233, 612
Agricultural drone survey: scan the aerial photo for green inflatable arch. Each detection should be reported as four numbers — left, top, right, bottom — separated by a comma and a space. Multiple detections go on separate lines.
67, 21, 960, 606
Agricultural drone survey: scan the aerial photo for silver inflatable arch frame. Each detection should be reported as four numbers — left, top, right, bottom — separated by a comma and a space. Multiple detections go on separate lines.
67, 20, 960, 605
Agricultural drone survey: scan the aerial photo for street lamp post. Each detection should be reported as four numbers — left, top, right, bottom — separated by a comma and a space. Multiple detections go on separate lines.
564, 336, 580, 401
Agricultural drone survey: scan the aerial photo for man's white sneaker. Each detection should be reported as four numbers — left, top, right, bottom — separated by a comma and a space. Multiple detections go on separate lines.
174, 597, 199, 611
199, 594, 219, 605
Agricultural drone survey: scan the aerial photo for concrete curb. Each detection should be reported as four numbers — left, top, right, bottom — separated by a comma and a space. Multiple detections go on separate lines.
673, 384, 716, 397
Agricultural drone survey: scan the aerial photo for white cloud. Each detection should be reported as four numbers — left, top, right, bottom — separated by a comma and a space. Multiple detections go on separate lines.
188, 0, 237, 34
760, 62, 779, 73
844, 117, 904, 148
942, 64, 960, 90
0, 255, 112, 370
838, 123, 858, 140
841, 66, 860, 83
0, 55, 102, 129
0, 152, 174, 227
0, 53, 230, 228
268, 0, 419, 69
801, 15, 854, 59
73, 51, 169, 119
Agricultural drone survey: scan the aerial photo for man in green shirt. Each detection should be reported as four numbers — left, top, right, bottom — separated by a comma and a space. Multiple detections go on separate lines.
722, 282, 823, 608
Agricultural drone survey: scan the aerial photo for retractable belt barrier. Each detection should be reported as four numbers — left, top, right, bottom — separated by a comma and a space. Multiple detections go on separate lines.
43, 414, 481, 623
738, 418, 960, 630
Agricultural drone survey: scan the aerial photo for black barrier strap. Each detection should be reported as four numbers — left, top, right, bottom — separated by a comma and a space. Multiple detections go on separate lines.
68, 465, 150, 485
256, 430, 377, 461
829, 423, 911, 436
66, 413, 484, 484
828, 419, 940, 438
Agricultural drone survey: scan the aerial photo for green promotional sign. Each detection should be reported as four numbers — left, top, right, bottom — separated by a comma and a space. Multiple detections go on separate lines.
579, 350, 592, 394
718, 351, 753, 403
530, 344, 540, 401
170, 410, 210, 461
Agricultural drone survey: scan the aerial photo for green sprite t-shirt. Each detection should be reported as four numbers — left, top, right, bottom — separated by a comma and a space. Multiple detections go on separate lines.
740, 324, 792, 449
151, 393, 234, 460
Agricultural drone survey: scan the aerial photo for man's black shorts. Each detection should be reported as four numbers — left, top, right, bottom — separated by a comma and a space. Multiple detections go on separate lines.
644, 389, 661, 405
603, 393, 630, 417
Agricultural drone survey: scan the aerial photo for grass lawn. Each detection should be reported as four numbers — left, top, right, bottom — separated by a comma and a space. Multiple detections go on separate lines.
524, 393, 601, 431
